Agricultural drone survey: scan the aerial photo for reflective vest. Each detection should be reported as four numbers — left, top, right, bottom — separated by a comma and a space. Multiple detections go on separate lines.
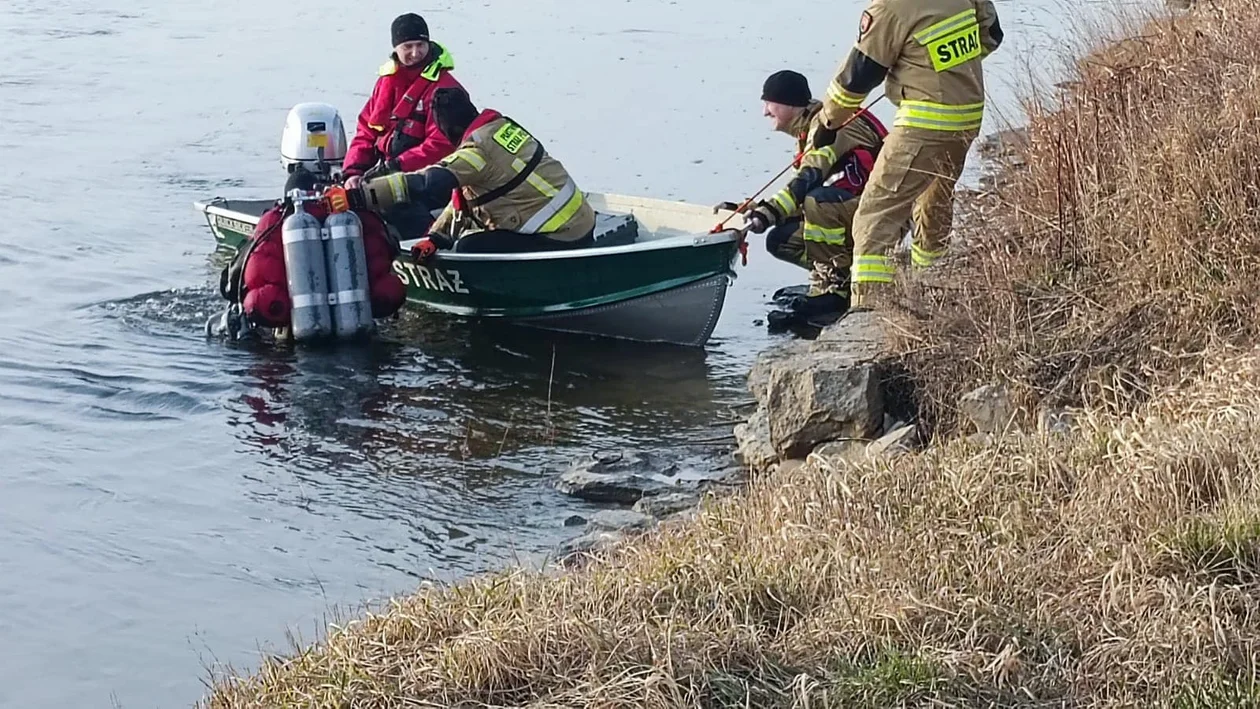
433, 110, 596, 241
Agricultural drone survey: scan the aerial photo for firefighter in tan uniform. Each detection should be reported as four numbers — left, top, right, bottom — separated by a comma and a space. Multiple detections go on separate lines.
733, 70, 887, 326
353, 87, 596, 254
821, 0, 1003, 307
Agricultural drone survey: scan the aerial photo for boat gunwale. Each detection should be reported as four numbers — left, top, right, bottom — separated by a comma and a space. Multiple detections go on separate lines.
193, 199, 745, 263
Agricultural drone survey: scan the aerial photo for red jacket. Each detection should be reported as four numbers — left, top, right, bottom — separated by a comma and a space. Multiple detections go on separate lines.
343, 43, 465, 177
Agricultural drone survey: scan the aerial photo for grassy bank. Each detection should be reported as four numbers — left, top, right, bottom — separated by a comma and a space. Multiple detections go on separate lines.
203, 3, 1260, 706
206, 347, 1260, 707
904, 0, 1260, 435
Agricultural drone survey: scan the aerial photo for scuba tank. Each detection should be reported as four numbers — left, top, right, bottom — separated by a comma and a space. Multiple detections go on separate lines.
324, 210, 375, 338
282, 194, 333, 340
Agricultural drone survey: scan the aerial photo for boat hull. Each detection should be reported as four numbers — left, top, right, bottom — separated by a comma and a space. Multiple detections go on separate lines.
195, 194, 742, 347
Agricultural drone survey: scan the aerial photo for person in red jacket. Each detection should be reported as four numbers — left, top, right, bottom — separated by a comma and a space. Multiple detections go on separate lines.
341, 13, 466, 239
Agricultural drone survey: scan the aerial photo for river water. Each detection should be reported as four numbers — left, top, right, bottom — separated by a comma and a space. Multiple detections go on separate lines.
0, 1, 1147, 706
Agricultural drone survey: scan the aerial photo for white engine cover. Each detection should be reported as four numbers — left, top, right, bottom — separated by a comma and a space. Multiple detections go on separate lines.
280, 102, 348, 175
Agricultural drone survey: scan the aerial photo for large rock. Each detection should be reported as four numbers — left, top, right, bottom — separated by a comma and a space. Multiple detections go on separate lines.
744, 310, 895, 461
748, 340, 812, 403
959, 384, 1017, 434
734, 405, 778, 473
813, 310, 895, 356
764, 352, 884, 458
555, 450, 684, 504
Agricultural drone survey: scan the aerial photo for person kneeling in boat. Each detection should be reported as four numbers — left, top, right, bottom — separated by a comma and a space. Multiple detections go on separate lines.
349, 87, 597, 255
214, 169, 407, 339
728, 70, 887, 329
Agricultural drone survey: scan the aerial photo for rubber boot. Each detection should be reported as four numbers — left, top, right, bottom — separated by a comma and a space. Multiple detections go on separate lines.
766, 292, 850, 332
771, 284, 810, 306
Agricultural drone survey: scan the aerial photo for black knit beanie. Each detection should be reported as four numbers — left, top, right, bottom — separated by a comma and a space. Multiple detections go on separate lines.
391, 13, 429, 46
432, 87, 480, 144
761, 70, 812, 107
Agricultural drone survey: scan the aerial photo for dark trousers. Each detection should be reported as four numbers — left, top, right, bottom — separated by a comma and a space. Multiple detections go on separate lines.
765, 217, 808, 268
382, 203, 437, 241
452, 229, 595, 254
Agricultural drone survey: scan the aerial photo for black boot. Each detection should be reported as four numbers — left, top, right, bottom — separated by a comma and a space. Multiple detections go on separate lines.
766, 292, 850, 333
786, 292, 849, 319
771, 284, 810, 305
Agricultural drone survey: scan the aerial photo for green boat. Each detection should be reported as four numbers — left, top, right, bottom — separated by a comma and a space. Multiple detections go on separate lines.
194, 192, 746, 347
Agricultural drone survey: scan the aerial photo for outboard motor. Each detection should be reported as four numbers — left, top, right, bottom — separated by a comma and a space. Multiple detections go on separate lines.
280, 102, 348, 182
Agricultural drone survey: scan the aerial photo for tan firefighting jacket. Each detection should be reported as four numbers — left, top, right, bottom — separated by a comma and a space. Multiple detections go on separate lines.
432, 112, 596, 241
822, 0, 1002, 133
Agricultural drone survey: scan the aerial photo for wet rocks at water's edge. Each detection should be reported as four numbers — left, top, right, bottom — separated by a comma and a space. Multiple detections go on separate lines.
553, 449, 734, 559
555, 450, 688, 504
735, 311, 1083, 479
555, 312, 919, 560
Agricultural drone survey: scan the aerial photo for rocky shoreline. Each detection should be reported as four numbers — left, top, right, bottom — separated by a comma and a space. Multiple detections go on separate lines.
550, 310, 950, 562
549, 448, 741, 559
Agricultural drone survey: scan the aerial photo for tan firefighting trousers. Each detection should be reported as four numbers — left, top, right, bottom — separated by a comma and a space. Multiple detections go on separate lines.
765, 186, 860, 296
848, 126, 976, 306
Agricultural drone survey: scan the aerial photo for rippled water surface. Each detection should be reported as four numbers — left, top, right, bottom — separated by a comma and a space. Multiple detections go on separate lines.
0, 0, 1150, 705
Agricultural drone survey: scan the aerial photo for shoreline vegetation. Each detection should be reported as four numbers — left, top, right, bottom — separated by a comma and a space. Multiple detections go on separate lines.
203, 2, 1260, 706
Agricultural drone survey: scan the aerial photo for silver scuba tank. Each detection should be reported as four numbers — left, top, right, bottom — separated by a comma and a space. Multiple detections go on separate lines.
281, 196, 333, 340
323, 210, 375, 338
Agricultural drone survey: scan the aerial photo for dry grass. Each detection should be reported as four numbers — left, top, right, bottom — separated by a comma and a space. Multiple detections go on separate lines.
902, 0, 1260, 435
204, 346, 1260, 707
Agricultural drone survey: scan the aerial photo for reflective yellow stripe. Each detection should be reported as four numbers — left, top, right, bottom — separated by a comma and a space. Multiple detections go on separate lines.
911, 244, 945, 268
853, 254, 895, 284
772, 189, 797, 216
512, 158, 559, 198
805, 146, 837, 164
803, 224, 847, 245
519, 180, 584, 234
914, 9, 977, 43
368, 123, 385, 132
827, 81, 866, 109
894, 100, 984, 131
450, 148, 486, 171
539, 188, 585, 233
526, 173, 558, 197
385, 173, 408, 203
